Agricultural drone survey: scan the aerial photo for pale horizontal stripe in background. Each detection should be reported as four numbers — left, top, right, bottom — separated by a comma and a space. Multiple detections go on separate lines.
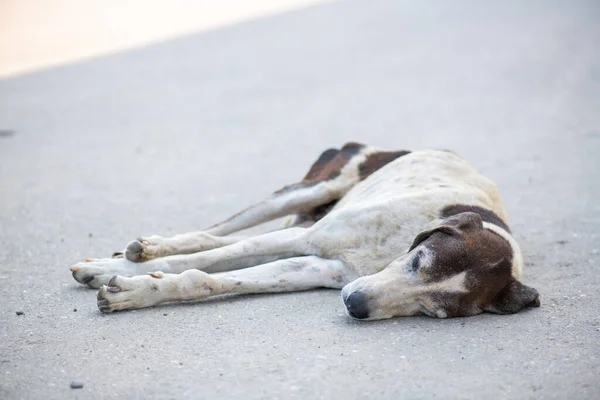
0, 0, 330, 77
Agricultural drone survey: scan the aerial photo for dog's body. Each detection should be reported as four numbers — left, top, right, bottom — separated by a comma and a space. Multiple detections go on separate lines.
71, 143, 540, 320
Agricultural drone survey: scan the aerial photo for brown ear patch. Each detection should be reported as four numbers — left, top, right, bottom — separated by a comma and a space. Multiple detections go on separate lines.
408, 225, 460, 252
408, 212, 484, 252
441, 204, 510, 233
485, 280, 540, 314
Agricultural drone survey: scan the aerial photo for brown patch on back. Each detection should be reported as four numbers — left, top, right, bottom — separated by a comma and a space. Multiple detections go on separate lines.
302, 142, 365, 183
275, 142, 365, 195
358, 150, 411, 180
281, 144, 410, 226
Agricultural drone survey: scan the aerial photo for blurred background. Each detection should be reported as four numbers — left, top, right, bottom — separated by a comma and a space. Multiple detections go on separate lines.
0, 0, 328, 77
1, 1, 598, 399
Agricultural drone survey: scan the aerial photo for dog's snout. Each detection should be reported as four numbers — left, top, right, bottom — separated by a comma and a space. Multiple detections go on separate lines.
344, 291, 369, 319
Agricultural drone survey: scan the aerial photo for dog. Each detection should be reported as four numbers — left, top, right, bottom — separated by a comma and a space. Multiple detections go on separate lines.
70, 143, 540, 320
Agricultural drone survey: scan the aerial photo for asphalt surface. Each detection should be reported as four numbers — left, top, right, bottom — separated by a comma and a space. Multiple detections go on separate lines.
1, 0, 599, 399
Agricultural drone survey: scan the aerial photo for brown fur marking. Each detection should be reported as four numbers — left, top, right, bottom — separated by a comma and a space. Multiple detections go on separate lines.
275, 142, 365, 195
302, 142, 365, 184
416, 212, 522, 317
358, 150, 411, 180
441, 204, 511, 233
287, 145, 411, 225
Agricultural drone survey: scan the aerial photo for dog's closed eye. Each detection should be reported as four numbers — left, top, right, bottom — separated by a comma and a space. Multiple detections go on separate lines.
410, 251, 423, 273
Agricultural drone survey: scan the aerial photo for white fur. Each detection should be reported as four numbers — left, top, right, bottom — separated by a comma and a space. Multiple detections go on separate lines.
482, 221, 523, 279
72, 149, 523, 317
307, 150, 508, 277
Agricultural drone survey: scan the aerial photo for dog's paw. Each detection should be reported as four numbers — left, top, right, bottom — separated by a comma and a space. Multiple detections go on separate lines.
70, 258, 140, 288
97, 273, 165, 313
124, 236, 165, 262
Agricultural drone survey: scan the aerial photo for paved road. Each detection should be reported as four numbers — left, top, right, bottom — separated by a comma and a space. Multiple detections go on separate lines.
1, 0, 599, 399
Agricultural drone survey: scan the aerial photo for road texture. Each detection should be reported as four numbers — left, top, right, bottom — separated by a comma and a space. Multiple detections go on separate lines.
1, 0, 599, 398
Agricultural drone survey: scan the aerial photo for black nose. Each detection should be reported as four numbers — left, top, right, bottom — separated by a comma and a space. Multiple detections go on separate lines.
344, 291, 369, 319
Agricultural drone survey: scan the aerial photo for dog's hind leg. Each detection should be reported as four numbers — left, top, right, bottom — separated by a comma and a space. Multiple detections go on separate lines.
96, 256, 353, 312
121, 143, 380, 262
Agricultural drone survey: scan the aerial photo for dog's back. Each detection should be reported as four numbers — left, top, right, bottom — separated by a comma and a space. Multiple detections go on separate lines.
336, 149, 506, 218
308, 150, 511, 278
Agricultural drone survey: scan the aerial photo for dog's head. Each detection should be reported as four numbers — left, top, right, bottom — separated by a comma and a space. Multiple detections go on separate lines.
341, 211, 539, 320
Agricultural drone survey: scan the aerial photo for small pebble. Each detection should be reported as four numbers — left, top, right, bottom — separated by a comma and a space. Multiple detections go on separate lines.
73, 308, 78, 312
16, 311, 24, 316
163, 313, 168, 316
0, 129, 15, 138
70, 381, 84, 389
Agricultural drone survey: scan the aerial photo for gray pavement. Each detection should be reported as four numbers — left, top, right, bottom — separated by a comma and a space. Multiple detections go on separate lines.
1, 0, 599, 398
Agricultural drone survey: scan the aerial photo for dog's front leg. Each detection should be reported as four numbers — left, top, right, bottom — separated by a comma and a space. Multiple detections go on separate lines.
97, 256, 352, 312
72, 227, 310, 288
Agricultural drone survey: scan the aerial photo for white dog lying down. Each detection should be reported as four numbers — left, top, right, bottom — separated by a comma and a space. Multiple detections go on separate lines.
71, 143, 540, 320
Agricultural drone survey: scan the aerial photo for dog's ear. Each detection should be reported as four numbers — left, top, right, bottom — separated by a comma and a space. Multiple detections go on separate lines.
408, 225, 460, 251
408, 212, 485, 252
485, 280, 540, 314
409, 212, 485, 252
444, 211, 484, 232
